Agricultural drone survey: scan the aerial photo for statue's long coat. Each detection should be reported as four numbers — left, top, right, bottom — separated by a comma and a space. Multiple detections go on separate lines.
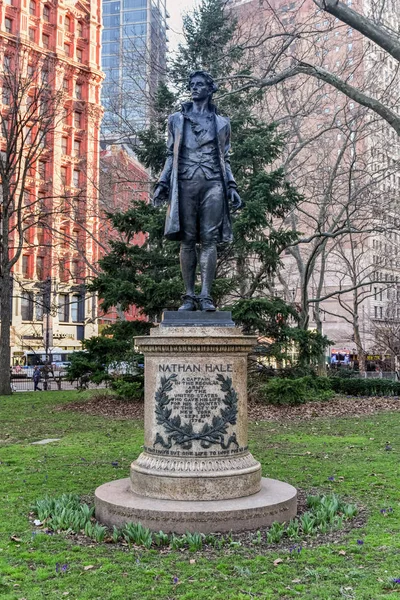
157, 102, 237, 243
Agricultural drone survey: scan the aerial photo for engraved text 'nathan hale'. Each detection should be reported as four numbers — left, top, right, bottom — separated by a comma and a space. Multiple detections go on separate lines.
159, 363, 233, 373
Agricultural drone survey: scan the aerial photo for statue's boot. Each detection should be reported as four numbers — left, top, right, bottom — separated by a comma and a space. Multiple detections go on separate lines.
199, 242, 217, 311
179, 242, 197, 310
178, 295, 197, 311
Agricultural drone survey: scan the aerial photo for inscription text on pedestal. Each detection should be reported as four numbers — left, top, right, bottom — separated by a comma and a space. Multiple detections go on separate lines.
154, 362, 239, 453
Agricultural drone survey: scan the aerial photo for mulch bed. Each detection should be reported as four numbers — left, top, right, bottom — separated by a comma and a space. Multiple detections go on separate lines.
58, 393, 400, 422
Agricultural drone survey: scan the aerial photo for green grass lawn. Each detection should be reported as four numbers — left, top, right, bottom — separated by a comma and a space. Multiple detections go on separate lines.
1, 390, 400, 599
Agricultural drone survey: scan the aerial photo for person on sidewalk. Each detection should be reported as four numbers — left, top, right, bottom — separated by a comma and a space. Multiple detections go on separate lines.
33, 366, 42, 391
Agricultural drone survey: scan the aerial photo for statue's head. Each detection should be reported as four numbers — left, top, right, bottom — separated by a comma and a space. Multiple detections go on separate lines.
187, 70, 218, 103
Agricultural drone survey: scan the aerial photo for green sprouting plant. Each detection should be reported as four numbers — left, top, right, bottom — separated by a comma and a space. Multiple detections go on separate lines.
184, 532, 204, 552
267, 522, 285, 544
84, 521, 95, 538
123, 523, 153, 548
112, 526, 121, 544
332, 515, 344, 530
252, 530, 262, 545
306, 495, 322, 510
170, 534, 186, 550
204, 534, 218, 546
318, 521, 330, 534
342, 504, 358, 519
286, 519, 300, 539
153, 531, 169, 547
91, 523, 107, 543
300, 512, 316, 536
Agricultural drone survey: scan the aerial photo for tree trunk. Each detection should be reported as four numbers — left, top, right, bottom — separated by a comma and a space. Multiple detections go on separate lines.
0, 270, 12, 395
353, 319, 365, 375
314, 304, 327, 377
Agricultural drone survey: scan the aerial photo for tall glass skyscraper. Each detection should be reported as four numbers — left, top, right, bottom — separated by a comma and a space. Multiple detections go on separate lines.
101, 0, 168, 139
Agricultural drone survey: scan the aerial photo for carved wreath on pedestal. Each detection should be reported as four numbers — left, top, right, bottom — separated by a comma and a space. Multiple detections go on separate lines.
154, 373, 239, 450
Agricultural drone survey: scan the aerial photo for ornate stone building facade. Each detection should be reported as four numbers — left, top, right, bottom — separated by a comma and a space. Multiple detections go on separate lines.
0, 0, 104, 365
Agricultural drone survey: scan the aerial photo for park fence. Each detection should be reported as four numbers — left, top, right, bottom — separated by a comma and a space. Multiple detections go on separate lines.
11, 377, 106, 393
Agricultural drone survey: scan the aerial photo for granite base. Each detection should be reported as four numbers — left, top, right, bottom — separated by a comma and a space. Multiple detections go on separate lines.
95, 477, 297, 534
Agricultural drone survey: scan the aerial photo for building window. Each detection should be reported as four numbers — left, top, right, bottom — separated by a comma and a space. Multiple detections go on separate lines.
74, 140, 81, 156
63, 78, 70, 93
64, 43, 70, 56
37, 225, 45, 245
65, 15, 71, 31
74, 112, 82, 128
71, 294, 84, 322
38, 192, 46, 212
43, 4, 50, 22
60, 167, 68, 187
76, 48, 83, 62
4, 56, 11, 72
29, 0, 36, 16
35, 293, 44, 320
73, 169, 80, 187
42, 34, 50, 49
5, 18, 12, 34
38, 161, 46, 179
2, 86, 10, 105
77, 21, 83, 37
75, 83, 82, 99
29, 27, 36, 42
58, 294, 69, 322
21, 292, 34, 321
36, 256, 44, 280
61, 137, 68, 155
22, 255, 30, 278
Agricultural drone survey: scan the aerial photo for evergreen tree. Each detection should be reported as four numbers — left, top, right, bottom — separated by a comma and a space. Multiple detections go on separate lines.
87, 0, 328, 370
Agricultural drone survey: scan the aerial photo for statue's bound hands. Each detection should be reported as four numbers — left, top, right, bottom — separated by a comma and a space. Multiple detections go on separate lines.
228, 188, 242, 212
152, 183, 169, 207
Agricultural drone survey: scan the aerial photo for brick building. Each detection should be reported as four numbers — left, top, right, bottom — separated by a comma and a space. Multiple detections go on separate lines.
98, 143, 149, 327
0, 0, 104, 366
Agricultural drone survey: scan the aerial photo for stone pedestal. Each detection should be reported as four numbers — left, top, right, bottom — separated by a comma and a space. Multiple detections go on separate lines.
95, 312, 297, 533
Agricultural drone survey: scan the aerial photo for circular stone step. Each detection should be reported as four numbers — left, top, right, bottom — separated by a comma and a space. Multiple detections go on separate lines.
95, 477, 297, 534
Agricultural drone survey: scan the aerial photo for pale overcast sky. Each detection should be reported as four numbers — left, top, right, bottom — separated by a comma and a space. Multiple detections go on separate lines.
167, 0, 197, 51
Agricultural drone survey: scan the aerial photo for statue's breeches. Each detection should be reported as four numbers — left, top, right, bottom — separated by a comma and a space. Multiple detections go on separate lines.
178, 173, 224, 243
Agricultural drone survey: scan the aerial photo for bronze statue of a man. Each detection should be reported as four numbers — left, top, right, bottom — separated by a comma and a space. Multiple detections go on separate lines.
153, 71, 242, 311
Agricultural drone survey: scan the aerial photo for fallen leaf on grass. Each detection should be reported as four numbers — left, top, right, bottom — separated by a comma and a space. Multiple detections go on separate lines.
189, 559, 196, 565
273, 558, 283, 566
84, 565, 94, 571
292, 578, 301, 583
338, 550, 346, 556
10, 536, 22, 542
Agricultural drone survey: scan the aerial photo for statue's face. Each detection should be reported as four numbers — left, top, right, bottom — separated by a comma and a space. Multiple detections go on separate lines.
189, 75, 212, 101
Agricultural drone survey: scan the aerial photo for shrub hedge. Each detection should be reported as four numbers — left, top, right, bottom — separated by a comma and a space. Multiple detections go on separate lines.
259, 375, 334, 405
329, 377, 400, 397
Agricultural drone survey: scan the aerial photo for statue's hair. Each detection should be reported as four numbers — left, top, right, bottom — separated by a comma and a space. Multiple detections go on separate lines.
187, 70, 218, 94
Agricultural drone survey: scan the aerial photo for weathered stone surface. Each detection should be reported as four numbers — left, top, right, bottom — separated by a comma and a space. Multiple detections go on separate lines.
95, 477, 298, 534
95, 320, 298, 532
31, 438, 61, 445
130, 325, 260, 501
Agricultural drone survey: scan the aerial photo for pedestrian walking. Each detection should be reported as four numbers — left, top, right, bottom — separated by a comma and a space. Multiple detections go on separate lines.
33, 366, 42, 391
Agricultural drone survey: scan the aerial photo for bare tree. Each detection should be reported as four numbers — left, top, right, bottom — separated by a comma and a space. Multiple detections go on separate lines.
0, 48, 66, 395
226, 0, 400, 135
